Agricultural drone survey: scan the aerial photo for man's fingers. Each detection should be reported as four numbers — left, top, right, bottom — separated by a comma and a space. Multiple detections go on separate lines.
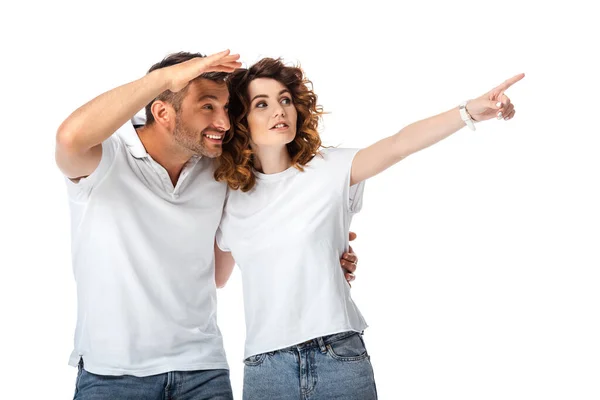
220, 63, 242, 71
222, 61, 242, 68
207, 66, 238, 73
342, 260, 357, 273
345, 272, 355, 282
204, 49, 231, 62
216, 54, 241, 64
203, 52, 241, 69
349, 232, 357, 241
342, 251, 357, 263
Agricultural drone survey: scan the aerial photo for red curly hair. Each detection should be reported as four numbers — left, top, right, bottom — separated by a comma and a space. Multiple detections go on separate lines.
214, 58, 324, 192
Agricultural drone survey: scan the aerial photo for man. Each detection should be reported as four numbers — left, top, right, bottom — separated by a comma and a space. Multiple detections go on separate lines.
56, 50, 358, 399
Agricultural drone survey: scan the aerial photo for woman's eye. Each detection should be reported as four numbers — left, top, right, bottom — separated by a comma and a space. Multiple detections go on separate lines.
202, 104, 214, 110
281, 97, 292, 105
256, 101, 267, 108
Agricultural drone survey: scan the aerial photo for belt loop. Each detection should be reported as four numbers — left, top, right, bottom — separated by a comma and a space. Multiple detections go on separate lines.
317, 336, 327, 353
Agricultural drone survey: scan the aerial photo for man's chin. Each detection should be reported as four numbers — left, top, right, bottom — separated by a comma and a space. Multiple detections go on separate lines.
199, 148, 222, 159
197, 139, 223, 158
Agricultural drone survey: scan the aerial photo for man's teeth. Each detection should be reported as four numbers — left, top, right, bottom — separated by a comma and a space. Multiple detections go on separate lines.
273, 123, 287, 129
205, 134, 223, 140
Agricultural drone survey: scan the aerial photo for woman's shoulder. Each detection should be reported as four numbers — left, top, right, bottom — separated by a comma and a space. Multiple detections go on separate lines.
312, 147, 361, 165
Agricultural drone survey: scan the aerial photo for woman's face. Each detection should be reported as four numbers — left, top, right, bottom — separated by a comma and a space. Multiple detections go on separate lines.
246, 78, 297, 148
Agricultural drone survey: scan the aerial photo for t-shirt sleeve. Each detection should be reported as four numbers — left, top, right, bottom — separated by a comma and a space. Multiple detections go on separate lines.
348, 164, 365, 215
64, 135, 120, 201
325, 147, 366, 215
215, 226, 230, 252
215, 187, 231, 252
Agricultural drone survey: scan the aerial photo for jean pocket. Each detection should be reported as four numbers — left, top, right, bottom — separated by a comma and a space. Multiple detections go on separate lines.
73, 358, 84, 398
326, 333, 369, 362
243, 352, 267, 366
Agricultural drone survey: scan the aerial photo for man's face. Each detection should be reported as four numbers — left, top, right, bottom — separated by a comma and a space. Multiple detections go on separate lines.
173, 79, 230, 158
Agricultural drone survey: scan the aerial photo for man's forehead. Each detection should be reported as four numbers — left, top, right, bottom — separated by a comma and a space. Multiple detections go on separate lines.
189, 78, 229, 99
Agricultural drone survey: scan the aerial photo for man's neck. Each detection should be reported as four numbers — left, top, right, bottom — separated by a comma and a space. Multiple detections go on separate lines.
136, 126, 194, 186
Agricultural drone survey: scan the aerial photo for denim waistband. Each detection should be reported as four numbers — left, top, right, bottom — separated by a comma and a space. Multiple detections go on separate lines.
280, 330, 361, 352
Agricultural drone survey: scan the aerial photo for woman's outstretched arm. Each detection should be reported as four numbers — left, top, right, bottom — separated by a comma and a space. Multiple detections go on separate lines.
351, 73, 525, 186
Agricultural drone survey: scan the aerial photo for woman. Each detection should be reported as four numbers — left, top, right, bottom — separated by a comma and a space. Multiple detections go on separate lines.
214, 58, 523, 399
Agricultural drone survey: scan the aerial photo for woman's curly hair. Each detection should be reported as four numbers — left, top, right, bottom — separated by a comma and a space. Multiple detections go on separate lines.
214, 58, 324, 192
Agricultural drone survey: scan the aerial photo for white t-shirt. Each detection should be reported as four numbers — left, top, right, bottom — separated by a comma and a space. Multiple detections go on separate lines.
65, 121, 228, 376
216, 147, 368, 359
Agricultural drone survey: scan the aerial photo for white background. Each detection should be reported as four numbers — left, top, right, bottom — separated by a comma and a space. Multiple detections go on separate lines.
1, 1, 599, 399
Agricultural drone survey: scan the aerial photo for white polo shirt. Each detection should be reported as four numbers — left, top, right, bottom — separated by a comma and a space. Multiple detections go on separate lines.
64, 121, 228, 376
216, 148, 368, 359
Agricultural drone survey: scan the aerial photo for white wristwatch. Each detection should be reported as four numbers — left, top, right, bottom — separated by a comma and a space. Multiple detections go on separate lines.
459, 101, 476, 131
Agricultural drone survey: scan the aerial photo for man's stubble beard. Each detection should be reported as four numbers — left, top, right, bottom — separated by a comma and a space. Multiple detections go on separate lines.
173, 115, 222, 159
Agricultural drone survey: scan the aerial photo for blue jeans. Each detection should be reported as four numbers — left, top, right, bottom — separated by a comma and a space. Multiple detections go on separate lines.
73, 359, 233, 400
242, 331, 378, 400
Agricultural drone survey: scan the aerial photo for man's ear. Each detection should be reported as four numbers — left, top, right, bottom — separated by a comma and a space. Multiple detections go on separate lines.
151, 100, 177, 130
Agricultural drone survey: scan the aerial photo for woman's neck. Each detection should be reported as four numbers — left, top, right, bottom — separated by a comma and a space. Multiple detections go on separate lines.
252, 144, 292, 174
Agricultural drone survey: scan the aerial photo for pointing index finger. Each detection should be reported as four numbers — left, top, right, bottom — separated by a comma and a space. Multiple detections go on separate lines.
497, 73, 525, 92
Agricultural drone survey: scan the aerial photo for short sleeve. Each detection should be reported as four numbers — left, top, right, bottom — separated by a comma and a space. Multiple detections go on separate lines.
322, 148, 366, 215
215, 187, 231, 252
215, 226, 230, 252
349, 178, 365, 214
64, 135, 120, 201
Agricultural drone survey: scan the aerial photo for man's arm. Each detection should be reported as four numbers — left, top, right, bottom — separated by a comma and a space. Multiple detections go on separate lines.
55, 70, 171, 180
55, 50, 241, 180
215, 232, 358, 289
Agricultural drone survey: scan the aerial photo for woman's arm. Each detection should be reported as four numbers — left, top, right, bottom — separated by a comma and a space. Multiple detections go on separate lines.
351, 73, 524, 185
